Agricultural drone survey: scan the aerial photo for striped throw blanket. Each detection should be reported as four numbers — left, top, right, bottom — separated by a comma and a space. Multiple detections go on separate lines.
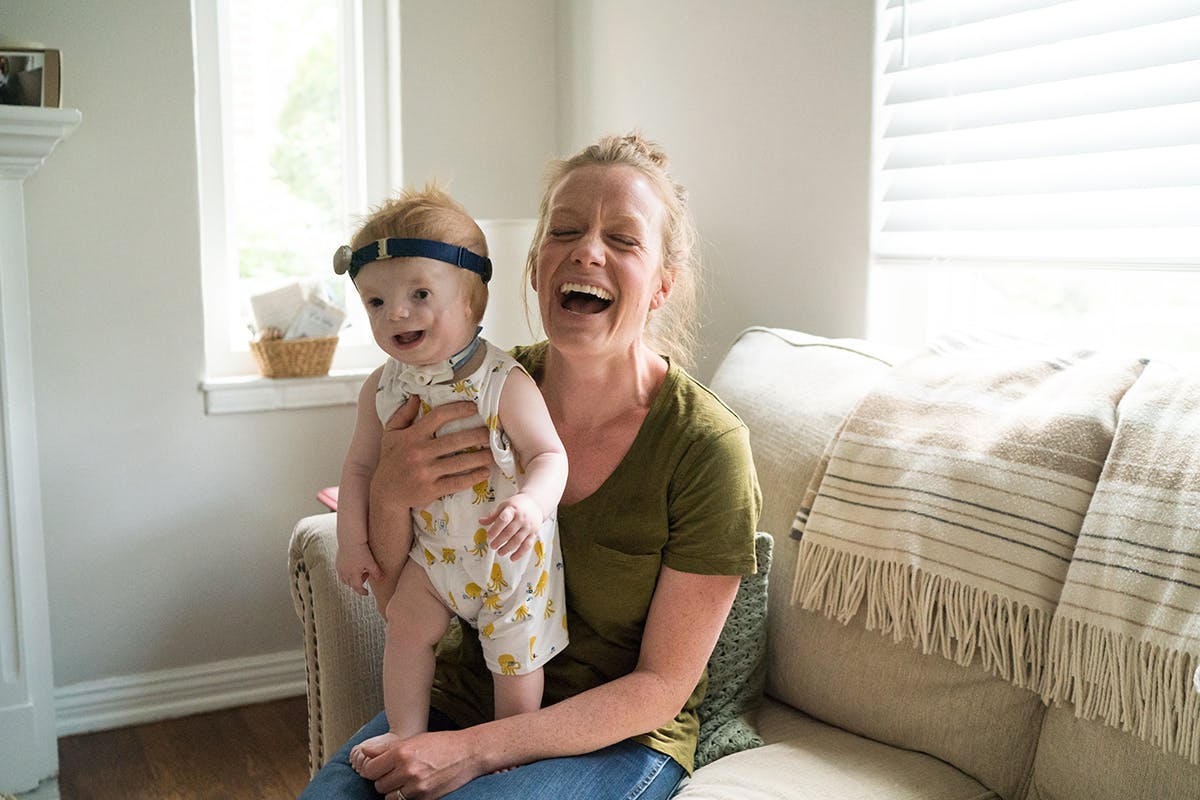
1044, 359, 1200, 763
792, 336, 1200, 762
791, 336, 1145, 687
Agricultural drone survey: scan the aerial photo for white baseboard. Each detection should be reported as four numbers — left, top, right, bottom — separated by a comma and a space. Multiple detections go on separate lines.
14, 777, 59, 799
54, 649, 306, 737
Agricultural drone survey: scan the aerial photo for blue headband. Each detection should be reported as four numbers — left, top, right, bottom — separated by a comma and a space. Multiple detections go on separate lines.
333, 238, 492, 283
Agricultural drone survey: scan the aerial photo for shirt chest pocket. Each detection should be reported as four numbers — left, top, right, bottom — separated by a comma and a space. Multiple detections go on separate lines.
562, 539, 662, 652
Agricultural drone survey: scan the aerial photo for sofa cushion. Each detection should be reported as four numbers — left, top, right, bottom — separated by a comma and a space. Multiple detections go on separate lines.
677, 699, 996, 800
771, 608, 1042, 800
1026, 707, 1200, 800
695, 531, 773, 768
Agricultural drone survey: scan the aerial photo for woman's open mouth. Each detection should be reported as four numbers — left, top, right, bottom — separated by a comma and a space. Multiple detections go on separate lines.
560, 282, 614, 314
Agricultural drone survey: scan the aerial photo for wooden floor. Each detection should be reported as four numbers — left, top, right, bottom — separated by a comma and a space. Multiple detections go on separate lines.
55, 696, 311, 799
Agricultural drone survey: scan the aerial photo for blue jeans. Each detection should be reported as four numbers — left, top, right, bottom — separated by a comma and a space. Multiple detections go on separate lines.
299, 709, 685, 799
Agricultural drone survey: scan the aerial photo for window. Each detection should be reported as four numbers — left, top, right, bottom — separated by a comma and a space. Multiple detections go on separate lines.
195, 0, 401, 379
867, 0, 1200, 355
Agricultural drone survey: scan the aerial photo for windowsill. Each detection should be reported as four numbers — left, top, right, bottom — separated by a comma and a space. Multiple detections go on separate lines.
200, 369, 371, 415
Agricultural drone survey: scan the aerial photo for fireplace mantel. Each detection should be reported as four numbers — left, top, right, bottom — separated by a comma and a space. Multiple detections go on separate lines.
0, 105, 82, 180
0, 103, 80, 794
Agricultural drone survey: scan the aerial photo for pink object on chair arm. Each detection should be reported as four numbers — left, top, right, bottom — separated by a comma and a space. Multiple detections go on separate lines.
316, 486, 339, 511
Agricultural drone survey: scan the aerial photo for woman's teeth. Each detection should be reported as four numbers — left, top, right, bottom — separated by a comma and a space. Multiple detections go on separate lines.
560, 282, 613, 302
560, 282, 614, 314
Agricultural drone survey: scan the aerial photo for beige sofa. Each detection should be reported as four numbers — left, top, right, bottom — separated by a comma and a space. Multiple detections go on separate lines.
289, 327, 1200, 799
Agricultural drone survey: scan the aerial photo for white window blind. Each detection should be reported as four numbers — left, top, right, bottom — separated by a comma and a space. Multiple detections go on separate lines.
873, 0, 1200, 268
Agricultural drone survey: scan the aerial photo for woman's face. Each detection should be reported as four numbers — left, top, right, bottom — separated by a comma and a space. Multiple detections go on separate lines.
533, 164, 671, 358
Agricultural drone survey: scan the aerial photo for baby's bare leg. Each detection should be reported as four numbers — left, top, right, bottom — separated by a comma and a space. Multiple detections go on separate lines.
493, 667, 544, 719
366, 511, 414, 616
381, 558, 452, 739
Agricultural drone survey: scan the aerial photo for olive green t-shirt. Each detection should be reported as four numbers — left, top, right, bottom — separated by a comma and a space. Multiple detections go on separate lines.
430, 343, 762, 774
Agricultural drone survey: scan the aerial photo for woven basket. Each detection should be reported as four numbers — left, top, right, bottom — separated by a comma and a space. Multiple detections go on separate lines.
249, 336, 339, 378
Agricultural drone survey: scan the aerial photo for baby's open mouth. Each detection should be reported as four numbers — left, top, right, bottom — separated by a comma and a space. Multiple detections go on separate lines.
560, 282, 613, 314
394, 331, 423, 346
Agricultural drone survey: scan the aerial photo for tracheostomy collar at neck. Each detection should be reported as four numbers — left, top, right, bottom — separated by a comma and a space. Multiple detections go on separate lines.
396, 326, 484, 387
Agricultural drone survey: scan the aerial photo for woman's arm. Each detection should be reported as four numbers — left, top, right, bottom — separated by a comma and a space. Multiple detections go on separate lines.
356, 566, 741, 798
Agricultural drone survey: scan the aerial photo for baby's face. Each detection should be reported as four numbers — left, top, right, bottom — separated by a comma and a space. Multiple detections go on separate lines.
355, 257, 477, 365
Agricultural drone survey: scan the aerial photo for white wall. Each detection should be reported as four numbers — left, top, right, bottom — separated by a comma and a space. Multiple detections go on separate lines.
3, 0, 871, 721
557, 0, 874, 376
398, 0, 560, 219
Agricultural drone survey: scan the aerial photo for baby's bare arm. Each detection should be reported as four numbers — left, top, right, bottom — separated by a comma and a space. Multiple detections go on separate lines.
484, 370, 568, 557
336, 371, 385, 596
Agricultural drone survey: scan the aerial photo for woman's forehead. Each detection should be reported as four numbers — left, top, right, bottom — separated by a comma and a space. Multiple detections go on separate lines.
549, 164, 665, 222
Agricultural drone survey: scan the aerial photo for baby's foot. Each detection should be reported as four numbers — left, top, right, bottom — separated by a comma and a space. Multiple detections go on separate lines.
350, 731, 404, 776
348, 742, 368, 775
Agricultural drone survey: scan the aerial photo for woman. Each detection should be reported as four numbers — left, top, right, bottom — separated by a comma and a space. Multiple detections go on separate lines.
302, 133, 761, 800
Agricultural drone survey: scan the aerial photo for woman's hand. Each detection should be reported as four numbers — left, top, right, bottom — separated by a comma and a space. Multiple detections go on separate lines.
353, 728, 488, 800
369, 396, 493, 518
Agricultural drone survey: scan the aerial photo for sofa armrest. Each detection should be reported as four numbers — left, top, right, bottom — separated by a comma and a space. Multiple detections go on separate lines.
288, 513, 385, 773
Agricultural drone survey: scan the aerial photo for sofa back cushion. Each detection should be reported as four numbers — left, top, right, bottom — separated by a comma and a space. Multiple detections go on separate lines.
776, 607, 1045, 800
709, 328, 1046, 800
708, 328, 897, 546
1027, 707, 1200, 800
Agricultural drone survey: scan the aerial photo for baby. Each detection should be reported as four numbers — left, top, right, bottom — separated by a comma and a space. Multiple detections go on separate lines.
333, 187, 569, 748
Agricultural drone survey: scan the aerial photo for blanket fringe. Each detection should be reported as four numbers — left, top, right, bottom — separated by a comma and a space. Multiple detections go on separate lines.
791, 540, 1049, 691
1045, 617, 1200, 765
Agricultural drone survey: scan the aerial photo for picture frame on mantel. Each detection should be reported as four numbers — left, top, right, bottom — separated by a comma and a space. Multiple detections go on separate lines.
0, 48, 62, 108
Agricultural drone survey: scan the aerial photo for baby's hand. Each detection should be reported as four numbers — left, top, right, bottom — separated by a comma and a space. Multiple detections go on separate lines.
480, 493, 544, 560
336, 542, 381, 596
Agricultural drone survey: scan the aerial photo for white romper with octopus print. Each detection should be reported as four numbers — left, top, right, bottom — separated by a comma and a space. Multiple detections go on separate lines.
375, 338, 568, 676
